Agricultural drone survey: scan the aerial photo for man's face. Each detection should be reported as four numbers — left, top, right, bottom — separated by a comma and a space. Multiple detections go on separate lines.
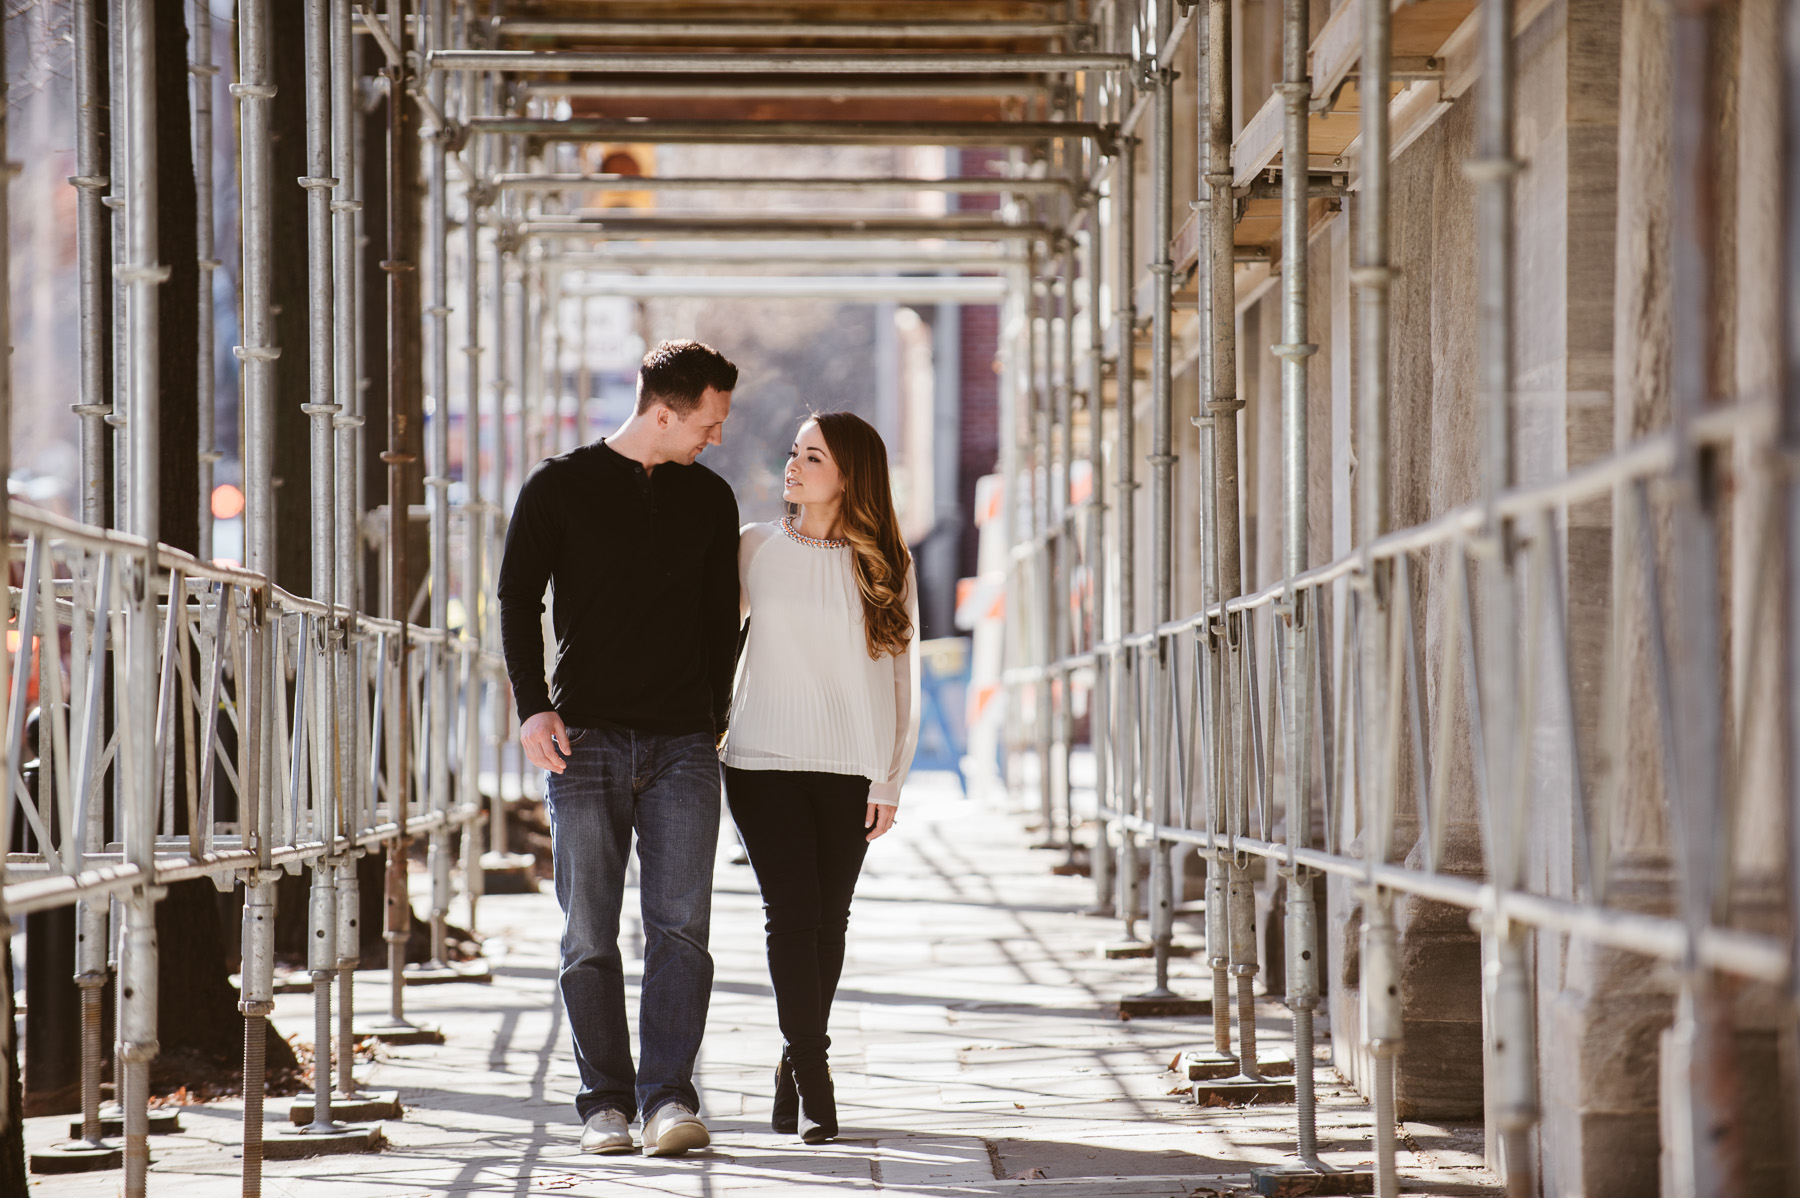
663, 386, 732, 465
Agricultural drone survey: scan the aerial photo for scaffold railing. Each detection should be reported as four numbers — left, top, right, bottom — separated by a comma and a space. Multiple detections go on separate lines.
2, 498, 506, 1181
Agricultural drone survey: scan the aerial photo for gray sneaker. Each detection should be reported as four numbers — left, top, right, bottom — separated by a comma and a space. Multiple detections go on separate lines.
642, 1103, 710, 1157
580, 1109, 635, 1155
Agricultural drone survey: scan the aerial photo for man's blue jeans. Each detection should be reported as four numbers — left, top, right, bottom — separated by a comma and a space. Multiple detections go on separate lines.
542, 722, 720, 1123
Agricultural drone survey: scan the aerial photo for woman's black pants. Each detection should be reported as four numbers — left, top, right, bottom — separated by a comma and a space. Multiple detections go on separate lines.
723, 766, 872, 1072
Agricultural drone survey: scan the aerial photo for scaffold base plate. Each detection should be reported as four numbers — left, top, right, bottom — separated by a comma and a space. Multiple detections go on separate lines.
1116, 994, 1211, 1019
355, 1020, 446, 1046
1178, 1050, 1294, 1080
480, 852, 538, 894
1249, 1162, 1376, 1195
68, 1107, 182, 1138
29, 1140, 123, 1174
288, 1090, 403, 1124
258, 1122, 386, 1160
1102, 939, 1199, 959
1191, 1076, 1298, 1106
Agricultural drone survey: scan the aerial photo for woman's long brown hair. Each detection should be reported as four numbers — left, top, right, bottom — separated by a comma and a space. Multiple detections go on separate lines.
810, 412, 913, 659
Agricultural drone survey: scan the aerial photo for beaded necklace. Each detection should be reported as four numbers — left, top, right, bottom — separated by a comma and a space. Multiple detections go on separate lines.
781, 514, 847, 550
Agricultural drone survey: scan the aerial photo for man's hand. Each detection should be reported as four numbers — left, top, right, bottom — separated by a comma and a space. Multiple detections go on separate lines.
521, 710, 574, 774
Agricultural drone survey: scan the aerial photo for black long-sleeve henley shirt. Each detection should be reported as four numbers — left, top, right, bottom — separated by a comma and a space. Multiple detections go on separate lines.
497, 440, 740, 736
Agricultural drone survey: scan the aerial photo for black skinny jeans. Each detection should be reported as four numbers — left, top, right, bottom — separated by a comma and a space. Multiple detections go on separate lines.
723, 766, 873, 1072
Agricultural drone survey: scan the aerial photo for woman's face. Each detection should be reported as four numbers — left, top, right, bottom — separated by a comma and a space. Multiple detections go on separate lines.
783, 420, 845, 507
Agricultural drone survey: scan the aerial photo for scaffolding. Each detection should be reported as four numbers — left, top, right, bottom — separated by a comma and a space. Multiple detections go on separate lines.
0, 2, 1795, 1197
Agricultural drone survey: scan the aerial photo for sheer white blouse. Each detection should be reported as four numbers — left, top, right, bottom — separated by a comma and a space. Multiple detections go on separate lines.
720, 519, 920, 806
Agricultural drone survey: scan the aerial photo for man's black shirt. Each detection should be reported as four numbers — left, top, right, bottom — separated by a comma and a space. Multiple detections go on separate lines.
497, 440, 740, 736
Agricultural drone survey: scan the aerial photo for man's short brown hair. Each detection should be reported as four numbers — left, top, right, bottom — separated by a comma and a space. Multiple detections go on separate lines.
636, 339, 738, 415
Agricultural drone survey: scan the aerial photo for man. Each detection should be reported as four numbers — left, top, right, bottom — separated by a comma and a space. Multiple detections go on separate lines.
498, 339, 740, 1157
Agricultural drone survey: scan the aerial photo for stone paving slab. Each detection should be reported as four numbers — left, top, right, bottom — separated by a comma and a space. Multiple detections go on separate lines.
24, 775, 1500, 1197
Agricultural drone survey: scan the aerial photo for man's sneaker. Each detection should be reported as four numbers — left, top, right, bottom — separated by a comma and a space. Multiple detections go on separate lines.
642, 1103, 710, 1157
580, 1109, 635, 1155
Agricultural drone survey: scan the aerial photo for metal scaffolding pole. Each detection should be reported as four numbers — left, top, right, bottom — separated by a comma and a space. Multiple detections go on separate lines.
492, 134, 521, 866
495, 18, 1086, 40
380, 0, 419, 1035
1665, 0, 1740, 1193
1357, 0, 1403, 1190
433, 49, 1131, 75
1140, 2, 1180, 1002
460, 68, 488, 936
301, 0, 344, 1138
1031, 242, 1056, 851
1086, 187, 1115, 917
494, 173, 1075, 197
119, 2, 163, 1191
69, 0, 115, 1163
0, 0, 13, 1146
1780, 0, 1800, 1174
520, 215, 1052, 242
1114, 134, 1142, 943
194, 0, 219, 560
1057, 236, 1079, 871
1204, 0, 1246, 1052
424, 0, 455, 971
1270, 0, 1315, 1108
519, 79, 1056, 101
330, 0, 366, 1101
108, 0, 129, 534
465, 116, 1115, 148
72, 0, 109, 527
234, 0, 279, 1181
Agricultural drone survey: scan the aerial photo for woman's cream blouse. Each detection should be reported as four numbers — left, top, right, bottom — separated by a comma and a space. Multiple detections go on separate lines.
720, 520, 920, 806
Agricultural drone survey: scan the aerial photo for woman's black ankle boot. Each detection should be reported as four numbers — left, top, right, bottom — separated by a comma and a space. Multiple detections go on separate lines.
794, 1064, 838, 1144
772, 1052, 798, 1134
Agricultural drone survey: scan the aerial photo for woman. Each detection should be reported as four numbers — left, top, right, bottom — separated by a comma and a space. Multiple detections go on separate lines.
720, 411, 920, 1144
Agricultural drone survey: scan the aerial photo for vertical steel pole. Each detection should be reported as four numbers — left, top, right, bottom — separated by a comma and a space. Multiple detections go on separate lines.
382, 0, 418, 1030
0, 0, 13, 1140
1114, 135, 1142, 939
1358, 0, 1404, 1189
1145, 6, 1179, 997
109, 0, 130, 534
73, 0, 110, 528
1783, 0, 1800, 1176
120, 2, 163, 1191
1051, 241, 1065, 859
301, 0, 341, 1133
193, 0, 219, 560
235, 0, 279, 1176
1087, 188, 1115, 916
329, 0, 364, 1094
71, 0, 113, 1150
1665, 1, 1740, 1193
425, 0, 455, 970
1468, 0, 1540, 1189
1266, 0, 1317, 1104
1205, 0, 1244, 1054
239, 879, 276, 1196
1032, 239, 1058, 849
237, 0, 277, 579
462, 70, 488, 936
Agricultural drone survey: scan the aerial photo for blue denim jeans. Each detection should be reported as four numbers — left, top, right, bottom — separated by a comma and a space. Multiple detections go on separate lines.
542, 722, 720, 1123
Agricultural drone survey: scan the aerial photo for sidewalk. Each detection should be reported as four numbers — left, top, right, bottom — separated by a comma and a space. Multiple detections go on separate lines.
25, 775, 1501, 1196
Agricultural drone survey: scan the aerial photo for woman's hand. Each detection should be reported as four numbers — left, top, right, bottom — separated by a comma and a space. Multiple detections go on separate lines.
865, 802, 898, 842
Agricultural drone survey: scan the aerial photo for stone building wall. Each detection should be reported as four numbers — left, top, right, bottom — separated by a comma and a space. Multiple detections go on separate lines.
1110, 0, 1799, 1189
